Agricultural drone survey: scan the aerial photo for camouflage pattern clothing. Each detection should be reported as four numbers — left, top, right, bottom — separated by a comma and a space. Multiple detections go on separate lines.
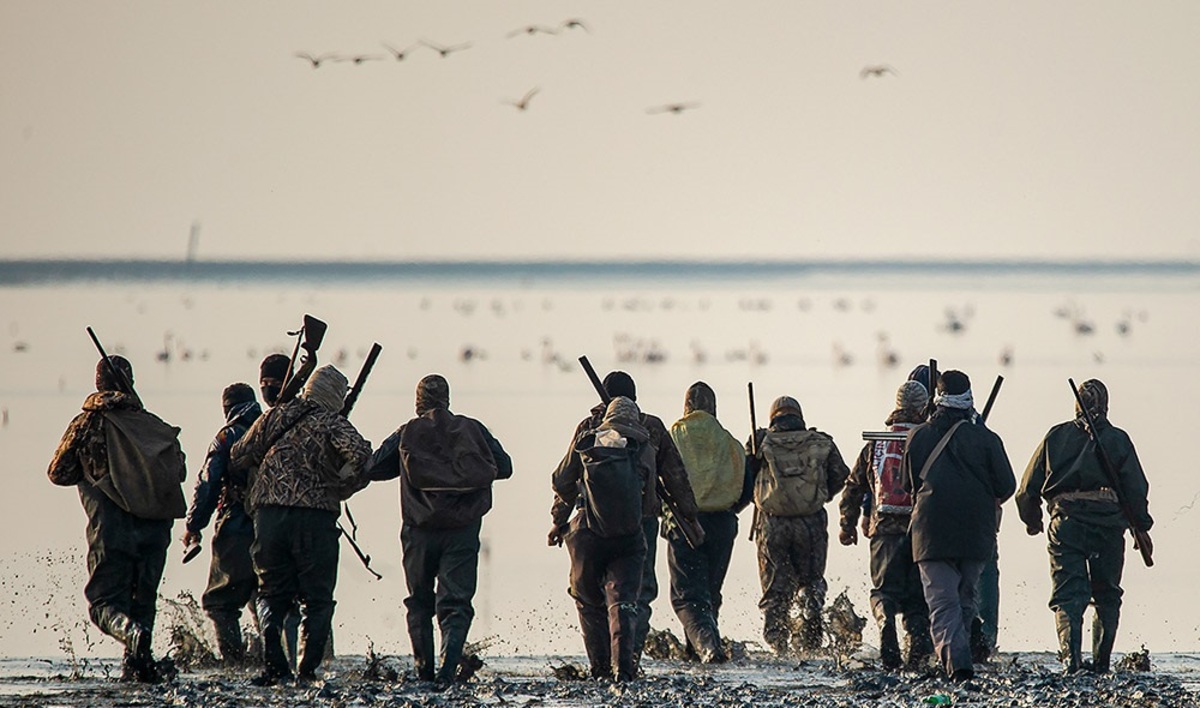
48, 390, 177, 681
747, 414, 850, 656
231, 398, 371, 515
1016, 404, 1152, 674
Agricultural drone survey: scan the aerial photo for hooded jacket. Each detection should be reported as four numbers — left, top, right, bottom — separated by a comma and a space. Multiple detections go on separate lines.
185, 400, 262, 534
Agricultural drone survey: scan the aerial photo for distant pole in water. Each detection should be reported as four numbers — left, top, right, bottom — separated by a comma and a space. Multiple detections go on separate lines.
186, 220, 200, 263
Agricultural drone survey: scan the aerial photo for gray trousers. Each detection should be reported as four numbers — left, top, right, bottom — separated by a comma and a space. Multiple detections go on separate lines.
917, 558, 984, 676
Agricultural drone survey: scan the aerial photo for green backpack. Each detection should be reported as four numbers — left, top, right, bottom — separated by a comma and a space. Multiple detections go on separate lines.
755, 429, 832, 517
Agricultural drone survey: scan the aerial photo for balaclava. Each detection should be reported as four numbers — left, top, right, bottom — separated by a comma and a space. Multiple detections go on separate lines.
259, 353, 291, 407
222, 382, 257, 417
415, 374, 451, 416
302, 365, 348, 413
602, 371, 637, 401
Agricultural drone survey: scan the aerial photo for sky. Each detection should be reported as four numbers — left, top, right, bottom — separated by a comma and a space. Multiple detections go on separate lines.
2, 1, 1200, 262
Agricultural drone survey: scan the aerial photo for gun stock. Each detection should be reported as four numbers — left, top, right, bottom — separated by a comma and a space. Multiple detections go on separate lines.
278, 314, 328, 403
1068, 378, 1153, 568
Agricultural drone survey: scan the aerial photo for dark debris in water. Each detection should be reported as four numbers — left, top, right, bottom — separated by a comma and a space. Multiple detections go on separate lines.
9, 651, 1199, 707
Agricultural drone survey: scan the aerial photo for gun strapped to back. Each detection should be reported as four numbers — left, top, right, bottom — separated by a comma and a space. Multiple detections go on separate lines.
747, 381, 761, 542
1068, 378, 1153, 568
336, 343, 385, 581
278, 314, 328, 404
577, 356, 705, 549
86, 327, 141, 406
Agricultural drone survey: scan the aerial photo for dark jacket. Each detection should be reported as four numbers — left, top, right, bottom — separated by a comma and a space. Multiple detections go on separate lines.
903, 408, 1016, 562
1016, 417, 1152, 532
840, 434, 915, 538
551, 404, 699, 528
368, 412, 512, 529
185, 400, 262, 534
231, 398, 371, 514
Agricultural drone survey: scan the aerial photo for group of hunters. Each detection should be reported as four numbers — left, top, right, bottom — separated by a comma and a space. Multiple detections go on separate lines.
46, 323, 1154, 687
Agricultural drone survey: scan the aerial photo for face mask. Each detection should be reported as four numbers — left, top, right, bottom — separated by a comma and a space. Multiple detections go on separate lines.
260, 381, 282, 407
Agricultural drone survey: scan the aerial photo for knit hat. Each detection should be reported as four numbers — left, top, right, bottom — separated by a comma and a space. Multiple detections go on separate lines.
259, 353, 291, 381
95, 355, 134, 392
683, 381, 717, 417
1075, 378, 1109, 420
302, 365, 348, 413
222, 382, 256, 411
886, 380, 929, 425
415, 374, 451, 415
597, 396, 649, 444
769, 395, 803, 421
602, 371, 637, 401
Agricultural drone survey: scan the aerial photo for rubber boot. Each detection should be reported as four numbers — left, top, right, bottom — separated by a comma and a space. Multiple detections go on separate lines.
577, 606, 613, 680
282, 606, 301, 673
795, 615, 824, 654
879, 618, 902, 670
410, 624, 436, 682
1091, 610, 1118, 674
209, 611, 246, 665
105, 613, 156, 683
436, 625, 468, 685
970, 616, 991, 664
613, 601, 640, 682
296, 605, 334, 681
903, 613, 934, 670
1055, 613, 1083, 675
253, 599, 293, 685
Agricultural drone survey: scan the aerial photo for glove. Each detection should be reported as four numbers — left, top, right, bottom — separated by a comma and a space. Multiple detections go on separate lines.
181, 530, 202, 547
547, 525, 565, 547
1025, 522, 1043, 536
839, 527, 858, 546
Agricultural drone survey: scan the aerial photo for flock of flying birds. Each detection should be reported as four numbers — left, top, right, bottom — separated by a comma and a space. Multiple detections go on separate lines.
295, 18, 898, 115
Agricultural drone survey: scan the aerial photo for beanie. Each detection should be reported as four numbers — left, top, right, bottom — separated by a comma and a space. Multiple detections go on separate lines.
222, 382, 256, 410
95, 355, 134, 392
602, 371, 636, 401
769, 395, 803, 421
302, 365, 348, 413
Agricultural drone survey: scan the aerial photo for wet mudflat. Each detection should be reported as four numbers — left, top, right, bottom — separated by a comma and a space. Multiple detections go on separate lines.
4, 651, 1199, 707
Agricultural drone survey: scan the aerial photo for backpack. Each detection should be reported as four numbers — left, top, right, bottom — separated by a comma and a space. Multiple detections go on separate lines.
755, 428, 832, 517
871, 423, 917, 515
400, 409, 498, 492
98, 408, 187, 520
669, 411, 744, 512
578, 436, 646, 538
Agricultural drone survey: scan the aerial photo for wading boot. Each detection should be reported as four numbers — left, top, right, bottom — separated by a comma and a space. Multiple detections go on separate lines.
209, 611, 246, 665
613, 602, 640, 682
879, 619, 902, 670
410, 625, 436, 682
903, 613, 934, 670
1090, 610, 1118, 674
254, 601, 293, 685
577, 606, 612, 680
106, 614, 156, 683
1055, 614, 1083, 675
436, 626, 469, 686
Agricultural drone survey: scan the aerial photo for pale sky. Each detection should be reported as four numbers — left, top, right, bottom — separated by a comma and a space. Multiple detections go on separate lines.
2, 1, 1199, 261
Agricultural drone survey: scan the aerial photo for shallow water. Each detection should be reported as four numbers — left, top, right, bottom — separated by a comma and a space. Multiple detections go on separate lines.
2, 268, 1198, 664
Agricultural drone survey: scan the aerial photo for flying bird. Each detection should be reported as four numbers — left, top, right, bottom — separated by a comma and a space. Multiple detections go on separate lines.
506, 87, 541, 111
860, 64, 898, 79
560, 18, 591, 33
646, 102, 700, 115
420, 39, 473, 58
507, 25, 558, 38
295, 52, 340, 68
339, 54, 383, 65
381, 42, 419, 61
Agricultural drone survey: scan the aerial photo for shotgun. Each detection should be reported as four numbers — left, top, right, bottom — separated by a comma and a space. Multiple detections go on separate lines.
577, 356, 705, 549
1067, 378, 1153, 568
337, 344, 385, 580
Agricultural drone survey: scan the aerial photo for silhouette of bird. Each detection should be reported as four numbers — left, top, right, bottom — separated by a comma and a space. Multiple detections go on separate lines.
560, 18, 591, 33
420, 39, 472, 58
339, 54, 383, 65
295, 52, 340, 68
506, 87, 540, 111
646, 102, 700, 115
860, 64, 897, 79
382, 42, 419, 61
507, 25, 558, 38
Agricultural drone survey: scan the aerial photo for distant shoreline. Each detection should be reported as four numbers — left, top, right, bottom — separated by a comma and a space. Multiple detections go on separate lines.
2, 258, 1198, 287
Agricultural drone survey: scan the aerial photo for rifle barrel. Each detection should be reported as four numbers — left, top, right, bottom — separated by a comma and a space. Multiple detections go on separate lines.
980, 375, 1004, 423
1067, 378, 1153, 567
341, 343, 383, 417
578, 356, 611, 405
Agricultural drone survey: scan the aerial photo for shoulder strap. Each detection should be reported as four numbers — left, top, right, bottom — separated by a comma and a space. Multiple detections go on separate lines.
917, 420, 966, 481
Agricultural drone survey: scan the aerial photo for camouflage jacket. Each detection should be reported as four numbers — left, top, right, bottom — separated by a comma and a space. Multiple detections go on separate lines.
48, 391, 141, 487
551, 404, 699, 528
231, 398, 371, 515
